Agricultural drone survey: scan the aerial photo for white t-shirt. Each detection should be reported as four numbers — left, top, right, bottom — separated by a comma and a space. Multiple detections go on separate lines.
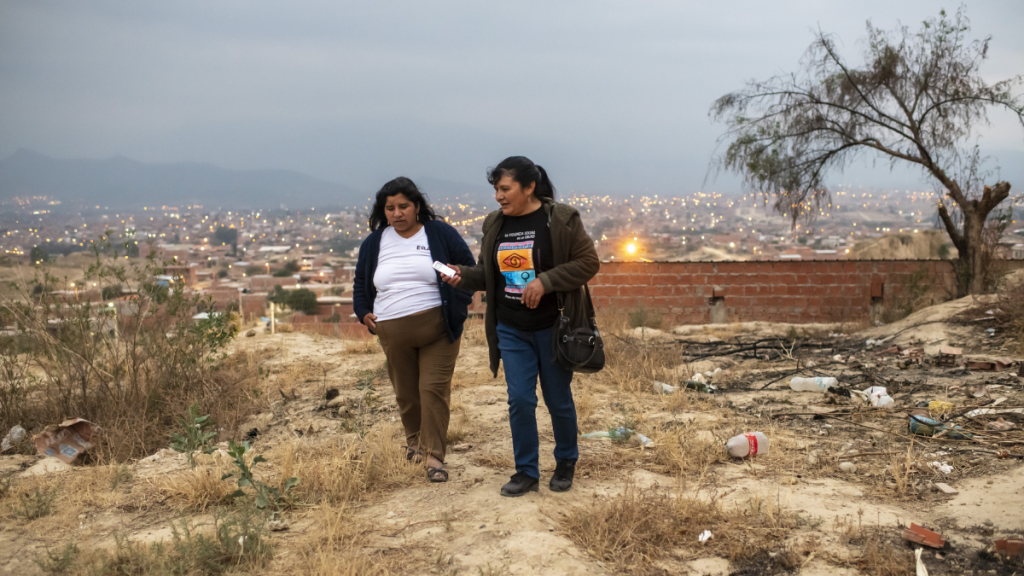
372, 226, 442, 321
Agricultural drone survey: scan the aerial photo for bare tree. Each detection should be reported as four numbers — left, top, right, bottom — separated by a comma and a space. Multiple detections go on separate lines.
710, 7, 1023, 295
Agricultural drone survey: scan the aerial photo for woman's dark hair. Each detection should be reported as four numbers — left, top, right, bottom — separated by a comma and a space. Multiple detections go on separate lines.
486, 156, 556, 201
368, 177, 437, 231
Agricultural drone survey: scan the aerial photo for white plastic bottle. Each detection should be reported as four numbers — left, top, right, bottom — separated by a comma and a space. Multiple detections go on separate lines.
725, 432, 770, 458
863, 386, 895, 408
788, 376, 838, 392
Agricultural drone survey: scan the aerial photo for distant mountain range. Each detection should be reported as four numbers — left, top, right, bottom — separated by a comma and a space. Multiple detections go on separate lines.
0, 149, 369, 209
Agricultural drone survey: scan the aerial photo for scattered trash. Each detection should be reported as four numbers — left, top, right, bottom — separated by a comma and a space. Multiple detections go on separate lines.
986, 418, 1016, 432
927, 401, 955, 418
969, 385, 989, 398
966, 359, 1012, 372
788, 376, 838, 392
451, 443, 473, 452
1, 425, 26, 452
877, 345, 901, 356
928, 461, 953, 475
909, 412, 973, 440
937, 346, 962, 367
725, 432, 769, 458
995, 537, 1024, 558
832, 354, 845, 363
682, 380, 717, 393
690, 373, 707, 384
33, 418, 101, 464
915, 547, 929, 576
325, 388, 340, 401
652, 381, 679, 395
964, 406, 1024, 418
902, 522, 945, 549
933, 482, 958, 495
805, 360, 816, 368
698, 530, 713, 543
861, 386, 894, 409
581, 428, 655, 448
839, 461, 857, 473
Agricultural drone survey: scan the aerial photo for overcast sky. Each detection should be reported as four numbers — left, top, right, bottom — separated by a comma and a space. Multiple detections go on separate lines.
1, 1, 1022, 196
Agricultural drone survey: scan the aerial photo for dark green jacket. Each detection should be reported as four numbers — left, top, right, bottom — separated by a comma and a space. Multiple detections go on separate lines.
458, 199, 600, 376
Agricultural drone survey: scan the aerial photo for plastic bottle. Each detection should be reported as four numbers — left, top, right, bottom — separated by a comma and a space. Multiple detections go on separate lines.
725, 432, 769, 458
652, 381, 679, 395
863, 386, 894, 409
788, 376, 838, 392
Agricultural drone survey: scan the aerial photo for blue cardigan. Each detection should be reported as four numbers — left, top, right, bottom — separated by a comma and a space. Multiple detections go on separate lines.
353, 219, 477, 342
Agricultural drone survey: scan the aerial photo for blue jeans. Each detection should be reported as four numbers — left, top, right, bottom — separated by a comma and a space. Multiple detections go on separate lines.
496, 322, 578, 479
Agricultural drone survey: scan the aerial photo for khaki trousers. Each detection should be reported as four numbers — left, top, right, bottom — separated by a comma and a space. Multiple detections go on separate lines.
375, 307, 460, 463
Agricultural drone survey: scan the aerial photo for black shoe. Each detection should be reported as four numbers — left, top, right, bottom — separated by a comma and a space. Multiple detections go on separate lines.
500, 472, 539, 497
549, 460, 576, 492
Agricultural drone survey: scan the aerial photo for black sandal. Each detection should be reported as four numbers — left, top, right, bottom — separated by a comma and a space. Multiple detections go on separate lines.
426, 465, 448, 483
404, 446, 424, 464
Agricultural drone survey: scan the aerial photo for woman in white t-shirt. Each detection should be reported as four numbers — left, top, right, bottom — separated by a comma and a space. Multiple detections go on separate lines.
352, 177, 476, 483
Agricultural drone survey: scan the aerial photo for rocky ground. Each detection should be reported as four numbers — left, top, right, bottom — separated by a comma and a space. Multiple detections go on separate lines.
1, 294, 1022, 576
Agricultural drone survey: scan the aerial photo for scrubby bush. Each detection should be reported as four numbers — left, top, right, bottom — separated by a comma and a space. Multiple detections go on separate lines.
0, 235, 258, 462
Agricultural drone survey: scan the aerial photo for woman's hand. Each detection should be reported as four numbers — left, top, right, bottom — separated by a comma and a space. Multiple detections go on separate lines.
363, 313, 378, 330
521, 278, 546, 309
439, 264, 462, 287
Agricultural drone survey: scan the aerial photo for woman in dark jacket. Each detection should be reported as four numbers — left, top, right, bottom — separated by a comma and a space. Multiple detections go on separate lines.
353, 177, 476, 483
441, 157, 600, 497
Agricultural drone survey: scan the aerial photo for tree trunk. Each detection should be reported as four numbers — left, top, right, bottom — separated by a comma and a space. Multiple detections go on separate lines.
936, 181, 1011, 297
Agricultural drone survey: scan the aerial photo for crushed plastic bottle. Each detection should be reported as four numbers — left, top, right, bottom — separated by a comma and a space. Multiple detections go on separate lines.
725, 432, 769, 458
908, 413, 973, 440
652, 381, 679, 394
788, 376, 838, 392
862, 386, 894, 409
581, 428, 655, 448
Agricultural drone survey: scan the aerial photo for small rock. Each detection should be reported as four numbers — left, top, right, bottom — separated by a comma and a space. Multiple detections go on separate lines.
451, 443, 473, 453
19, 457, 72, 477
325, 388, 340, 401
934, 482, 959, 495
839, 461, 857, 473
807, 452, 819, 466
245, 329, 256, 337
268, 518, 290, 531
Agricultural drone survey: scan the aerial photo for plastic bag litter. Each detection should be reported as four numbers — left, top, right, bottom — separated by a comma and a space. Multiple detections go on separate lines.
1, 425, 26, 452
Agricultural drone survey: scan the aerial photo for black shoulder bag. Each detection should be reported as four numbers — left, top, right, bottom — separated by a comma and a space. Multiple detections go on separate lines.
554, 285, 605, 373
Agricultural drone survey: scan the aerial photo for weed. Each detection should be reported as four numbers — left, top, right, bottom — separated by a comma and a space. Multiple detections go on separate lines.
0, 471, 12, 498
628, 306, 663, 330
222, 440, 299, 510
170, 403, 218, 469
33, 541, 78, 575
447, 413, 470, 445
10, 485, 58, 519
110, 463, 133, 490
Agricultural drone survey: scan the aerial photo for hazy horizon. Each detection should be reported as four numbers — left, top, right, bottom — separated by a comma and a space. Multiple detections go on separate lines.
2, 1, 1023, 197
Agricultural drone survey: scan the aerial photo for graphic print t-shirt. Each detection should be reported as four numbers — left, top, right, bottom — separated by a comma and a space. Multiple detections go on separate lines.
493, 207, 559, 331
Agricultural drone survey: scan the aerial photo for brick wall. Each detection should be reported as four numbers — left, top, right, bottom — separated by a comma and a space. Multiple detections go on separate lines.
588, 260, 1024, 325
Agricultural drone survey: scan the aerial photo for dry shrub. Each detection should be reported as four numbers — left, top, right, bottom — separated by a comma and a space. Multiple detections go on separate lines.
155, 466, 234, 511
574, 383, 596, 427
856, 529, 914, 576
993, 274, 1024, 354
272, 423, 419, 505
294, 506, 396, 576
601, 334, 679, 394
446, 413, 470, 445
0, 252, 268, 463
461, 318, 487, 347
652, 423, 727, 479
344, 335, 381, 355
562, 484, 798, 572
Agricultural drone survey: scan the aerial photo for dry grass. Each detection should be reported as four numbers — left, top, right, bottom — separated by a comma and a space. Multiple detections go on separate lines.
155, 466, 234, 512
293, 505, 398, 576
993, 274, 1024, 355
446, 412, 470, 445
461, 318, 487, 347
652, 422, 728, 479
269, 423, 420, 505
561, 483, 799, 572
472, 452, 514, 469
343, 335, 381, 355
600, 333, 681, 394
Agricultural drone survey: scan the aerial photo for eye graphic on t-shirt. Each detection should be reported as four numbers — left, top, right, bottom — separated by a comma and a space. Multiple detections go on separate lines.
497, 241, 535, 296
502, 253, 526, 268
